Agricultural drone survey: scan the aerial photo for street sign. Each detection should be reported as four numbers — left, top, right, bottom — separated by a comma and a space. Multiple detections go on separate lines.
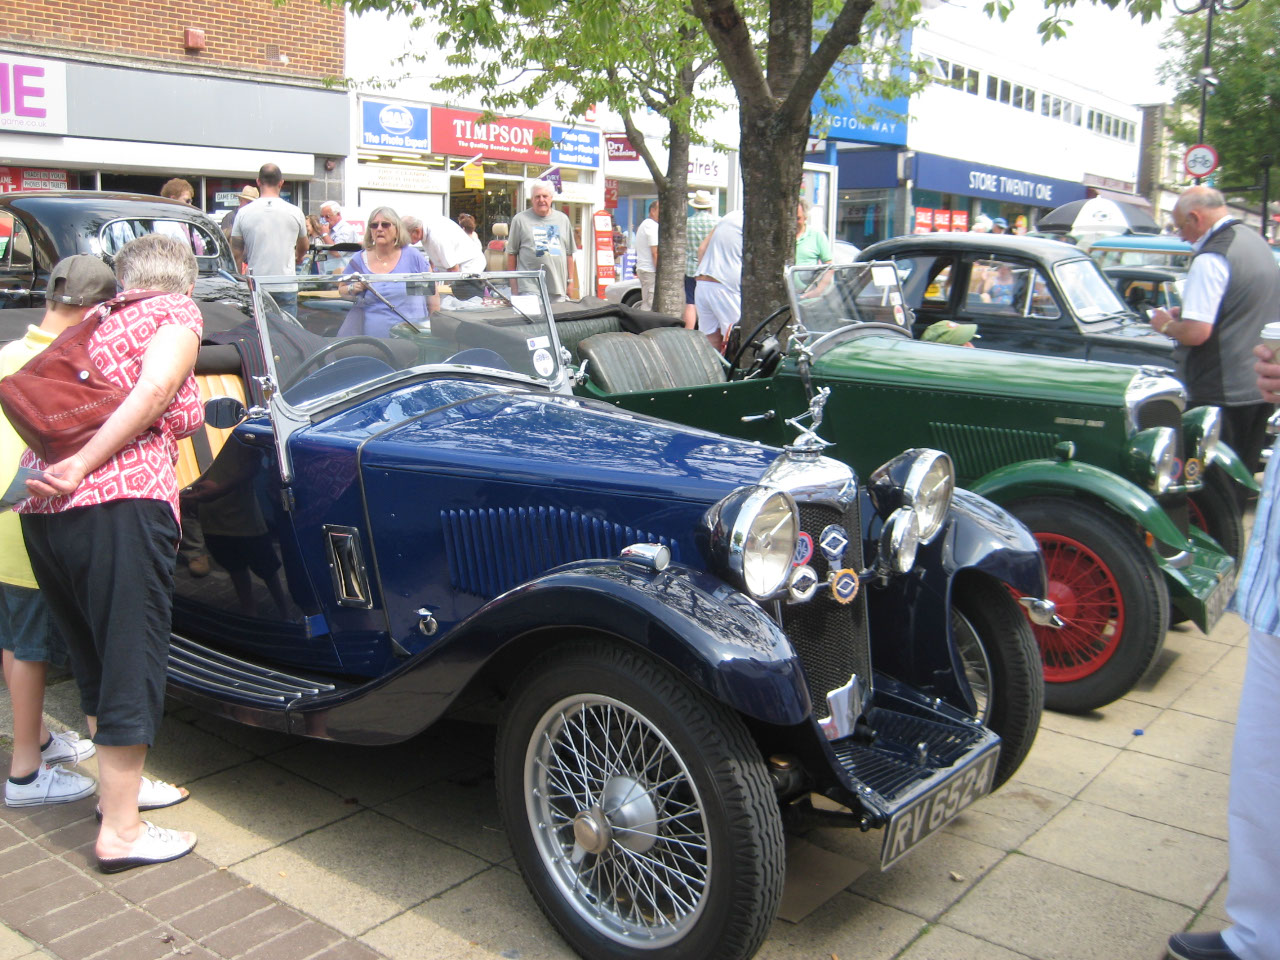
1184, 144, 1219, 180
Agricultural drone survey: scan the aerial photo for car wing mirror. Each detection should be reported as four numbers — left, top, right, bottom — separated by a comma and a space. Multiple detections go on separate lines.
204, 396, 248, 429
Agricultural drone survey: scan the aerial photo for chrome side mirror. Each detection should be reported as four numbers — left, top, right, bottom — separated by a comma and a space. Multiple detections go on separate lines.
204, 396, 248, 429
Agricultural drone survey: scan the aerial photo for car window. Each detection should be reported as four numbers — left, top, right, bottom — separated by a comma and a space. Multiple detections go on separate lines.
0, 213, 33, 271
787, 262, 908, 332
966, 258, 1060, 320
894, 255, 954, 308
99, 218, 221, 262
1054, 258, 1129, 321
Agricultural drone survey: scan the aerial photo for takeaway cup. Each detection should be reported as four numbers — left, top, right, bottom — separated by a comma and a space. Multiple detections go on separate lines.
1259, 321, 1280, 362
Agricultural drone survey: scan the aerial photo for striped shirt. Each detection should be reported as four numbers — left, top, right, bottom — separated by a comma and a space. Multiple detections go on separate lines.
1230, 434, 1280, 631
685, 210, 720, 276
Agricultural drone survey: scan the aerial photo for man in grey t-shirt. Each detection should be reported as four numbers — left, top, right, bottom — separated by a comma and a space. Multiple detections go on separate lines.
506, 182, 578, 299
231, 163, 307, 315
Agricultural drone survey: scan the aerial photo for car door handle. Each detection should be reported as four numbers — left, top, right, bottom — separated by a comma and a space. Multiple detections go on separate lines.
741, 410, 776, 423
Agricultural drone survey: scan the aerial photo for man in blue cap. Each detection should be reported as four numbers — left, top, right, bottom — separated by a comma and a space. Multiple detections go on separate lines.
992, 217, 1009, 234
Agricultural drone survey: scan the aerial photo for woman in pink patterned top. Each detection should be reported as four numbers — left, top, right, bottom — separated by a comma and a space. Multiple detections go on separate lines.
19, 234, 204, 873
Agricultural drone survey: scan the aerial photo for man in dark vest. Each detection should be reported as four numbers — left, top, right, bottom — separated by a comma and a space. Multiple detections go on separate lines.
1150, 185, 1279, 472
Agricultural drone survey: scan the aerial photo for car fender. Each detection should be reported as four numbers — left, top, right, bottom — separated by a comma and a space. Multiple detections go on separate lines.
941, 488, 1046, 598
462, 559, 811, 725
968, 459, 1187, 551
1208, 443, 1261, 493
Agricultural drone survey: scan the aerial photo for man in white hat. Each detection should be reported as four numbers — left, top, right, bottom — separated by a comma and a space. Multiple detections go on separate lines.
221, 185, 258, 241
683, 191, 719, 328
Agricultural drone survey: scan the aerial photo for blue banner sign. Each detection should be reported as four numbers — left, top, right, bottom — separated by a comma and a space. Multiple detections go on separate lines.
550, 125, 601, 168
362, 99, 430, 152
913, 153, 1088, 206
810, 30, 911, 147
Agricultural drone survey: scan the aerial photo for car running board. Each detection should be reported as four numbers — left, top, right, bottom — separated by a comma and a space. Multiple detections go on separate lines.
167, 635, 338, 709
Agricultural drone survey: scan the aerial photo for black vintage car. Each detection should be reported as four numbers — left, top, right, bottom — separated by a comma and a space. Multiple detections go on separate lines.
0, 191, 246, 334
1104, 264, 1186, 323
858, 234, 1179, 371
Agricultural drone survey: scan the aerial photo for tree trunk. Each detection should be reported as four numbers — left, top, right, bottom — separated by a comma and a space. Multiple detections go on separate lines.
653, 130, 691, 316
737, 106, 808, 327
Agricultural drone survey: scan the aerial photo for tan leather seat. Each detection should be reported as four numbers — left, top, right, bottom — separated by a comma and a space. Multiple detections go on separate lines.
175, 372, 248, 489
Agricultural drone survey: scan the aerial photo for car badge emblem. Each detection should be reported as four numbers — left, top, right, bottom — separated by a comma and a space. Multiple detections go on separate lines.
1184, 457, 1202, 483
831, 569, 860, 605
819, 525, 848, 564
793, 532, 814, 567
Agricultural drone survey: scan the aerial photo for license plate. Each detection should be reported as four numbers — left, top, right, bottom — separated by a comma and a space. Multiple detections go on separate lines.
1204, 574, 1231, 630
880, 744, 1000, 869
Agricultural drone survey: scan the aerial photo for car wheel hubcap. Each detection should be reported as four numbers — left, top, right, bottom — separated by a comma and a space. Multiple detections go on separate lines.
1035, 533, 1125, 683
525, 695, 710, 945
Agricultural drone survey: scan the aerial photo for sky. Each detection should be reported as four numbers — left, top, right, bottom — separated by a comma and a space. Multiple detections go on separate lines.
922, 0, 1185, 104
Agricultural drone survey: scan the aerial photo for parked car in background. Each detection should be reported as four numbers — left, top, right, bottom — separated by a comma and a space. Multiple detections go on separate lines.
1087, 234, 1193, 269
166, 268, 1048, 960
560, 261, 1249, 715
0, 192, 245, 323
857, 233, 1180, 371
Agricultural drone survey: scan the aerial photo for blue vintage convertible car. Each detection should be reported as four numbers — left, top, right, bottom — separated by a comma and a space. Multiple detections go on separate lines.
166, 270, 1051, 960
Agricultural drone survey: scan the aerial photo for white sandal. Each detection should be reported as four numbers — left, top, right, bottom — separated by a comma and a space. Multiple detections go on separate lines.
95, 776, 189, 820
97, 821, 197, 874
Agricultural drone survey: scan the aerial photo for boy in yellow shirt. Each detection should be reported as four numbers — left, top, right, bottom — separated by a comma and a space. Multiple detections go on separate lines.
2, 256, 114, 806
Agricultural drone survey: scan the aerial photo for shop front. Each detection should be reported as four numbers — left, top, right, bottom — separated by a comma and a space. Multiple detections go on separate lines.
0, 52, 346, 216
910, 153, 1088, 234
356, 98, 602, 286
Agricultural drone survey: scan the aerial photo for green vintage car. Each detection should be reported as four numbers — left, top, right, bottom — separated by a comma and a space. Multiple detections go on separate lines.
562, 262, 1252, 714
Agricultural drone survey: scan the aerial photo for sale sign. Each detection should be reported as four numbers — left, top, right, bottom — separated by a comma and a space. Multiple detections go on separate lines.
594, 211, 616, 297
951, 210, 969, 232
431, 108, 550, 163
934, 209, 952, 232
914, 208, 934, 234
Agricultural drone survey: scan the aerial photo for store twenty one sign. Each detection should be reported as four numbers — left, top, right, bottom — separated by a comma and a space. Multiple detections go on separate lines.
433, 108, 550, 163
1, 55, 67, 135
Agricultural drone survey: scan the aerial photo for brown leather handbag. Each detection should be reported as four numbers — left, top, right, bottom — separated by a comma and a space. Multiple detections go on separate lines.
0, 290, 163, 465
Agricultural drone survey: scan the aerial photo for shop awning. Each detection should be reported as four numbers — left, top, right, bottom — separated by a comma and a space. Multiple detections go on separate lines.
1087, 187, 1152, 209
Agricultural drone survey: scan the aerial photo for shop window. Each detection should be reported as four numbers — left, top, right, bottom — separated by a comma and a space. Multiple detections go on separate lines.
1023, 88, 1036, 112
986, 75, 998, 101
999, 80, 1011, 105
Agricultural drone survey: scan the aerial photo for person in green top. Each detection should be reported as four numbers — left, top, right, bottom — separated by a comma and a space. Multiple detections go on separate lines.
795, 199, 833, 267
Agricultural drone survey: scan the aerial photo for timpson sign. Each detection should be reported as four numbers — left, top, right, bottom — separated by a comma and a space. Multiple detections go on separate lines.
431, 107, 550, 163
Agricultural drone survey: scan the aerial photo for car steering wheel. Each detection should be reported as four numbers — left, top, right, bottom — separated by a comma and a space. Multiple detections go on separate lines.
285, 336, 401, 389
738, 335, 783, 380
727, 304, 789, 374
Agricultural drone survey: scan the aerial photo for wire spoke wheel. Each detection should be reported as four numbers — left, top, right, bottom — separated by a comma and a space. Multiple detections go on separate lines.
526, 694, 711, 947
1036, 532, 1124, 682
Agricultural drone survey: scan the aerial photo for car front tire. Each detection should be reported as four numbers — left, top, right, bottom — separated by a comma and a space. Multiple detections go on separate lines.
497, 641, 783, 960
1010, 499, 1169, 714
952, 575, 1044, 788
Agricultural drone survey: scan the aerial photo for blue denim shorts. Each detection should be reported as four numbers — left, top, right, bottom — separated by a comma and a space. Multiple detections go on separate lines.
0, 582, 66, 667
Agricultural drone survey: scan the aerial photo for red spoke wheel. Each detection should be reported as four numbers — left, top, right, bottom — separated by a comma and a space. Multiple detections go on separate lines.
1012, 499, 1168, 714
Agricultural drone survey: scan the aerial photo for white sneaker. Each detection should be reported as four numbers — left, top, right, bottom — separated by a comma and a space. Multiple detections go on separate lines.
5, 764, 97, 807
41, 730, 96, 766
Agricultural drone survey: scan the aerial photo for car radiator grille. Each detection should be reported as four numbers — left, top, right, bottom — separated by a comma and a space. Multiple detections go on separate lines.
780, 501, 870, 721
441, 507, 680, 596
1137, 398, 1190, 539
927, 422, 1059, 479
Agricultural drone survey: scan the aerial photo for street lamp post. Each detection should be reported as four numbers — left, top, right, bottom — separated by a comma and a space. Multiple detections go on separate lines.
1174, 0, 1249, 184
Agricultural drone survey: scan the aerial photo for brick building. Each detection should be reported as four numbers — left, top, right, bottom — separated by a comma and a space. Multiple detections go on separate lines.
1, 0, 349, 217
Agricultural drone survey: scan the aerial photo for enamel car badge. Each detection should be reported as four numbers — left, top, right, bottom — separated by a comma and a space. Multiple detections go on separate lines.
819, 525, 849, 564
1184, 457, 1202, 483
793, 532, 814, 567
831, 569, 860, 604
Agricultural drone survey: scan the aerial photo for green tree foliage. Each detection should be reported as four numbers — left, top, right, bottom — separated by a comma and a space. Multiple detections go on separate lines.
344, 0, 728, 313
1161, 0, 1280, 188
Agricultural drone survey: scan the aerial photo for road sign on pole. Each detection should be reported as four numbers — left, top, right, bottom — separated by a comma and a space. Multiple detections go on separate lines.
1185, 144, 1219, 181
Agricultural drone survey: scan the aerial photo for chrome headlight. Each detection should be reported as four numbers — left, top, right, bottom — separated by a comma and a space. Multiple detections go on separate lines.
869, 448, 954, 545
1183, 405, 1222, 463
707, 487, 799, 600
882, 508, 922, 574
1128, 426, 1178, 494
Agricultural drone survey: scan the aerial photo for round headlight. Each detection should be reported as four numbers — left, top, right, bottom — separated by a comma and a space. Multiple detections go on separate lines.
903, 451, 954, 544
1128, 426, 1178, 494
708, 487, 799, 600
1184, 405, 1222, 463
884, 508, 921, 574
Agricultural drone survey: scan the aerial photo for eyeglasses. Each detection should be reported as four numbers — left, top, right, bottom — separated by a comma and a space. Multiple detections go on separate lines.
370, 221, 394, 229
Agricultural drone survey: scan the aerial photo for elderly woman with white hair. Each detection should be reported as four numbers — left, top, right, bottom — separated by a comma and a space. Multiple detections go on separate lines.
19, 233, 205, 873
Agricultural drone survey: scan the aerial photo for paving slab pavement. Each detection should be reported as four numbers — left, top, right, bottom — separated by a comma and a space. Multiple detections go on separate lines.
1, 611, 1245, 960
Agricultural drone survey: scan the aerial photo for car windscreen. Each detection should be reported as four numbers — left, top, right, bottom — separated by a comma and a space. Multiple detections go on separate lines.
1053, 258, 1130, 321
252, 272, 564, 407
785, 261, 908, 333
99, 218, 229, 271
